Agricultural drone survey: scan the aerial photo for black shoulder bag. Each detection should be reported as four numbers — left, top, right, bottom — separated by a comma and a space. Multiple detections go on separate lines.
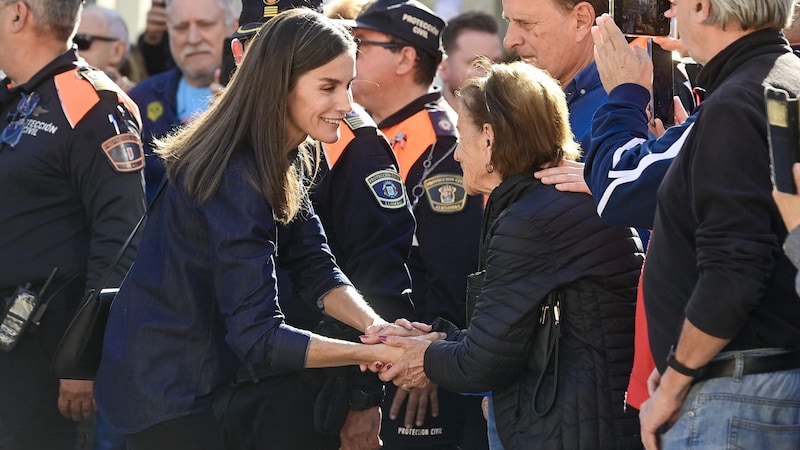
51, 180, 166, 380
530, 290, 562, 416
465, 271, 562, 416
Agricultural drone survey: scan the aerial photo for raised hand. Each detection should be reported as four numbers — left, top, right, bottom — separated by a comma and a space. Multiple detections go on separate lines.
142, 1, 168, 46
592, 14, 653, 93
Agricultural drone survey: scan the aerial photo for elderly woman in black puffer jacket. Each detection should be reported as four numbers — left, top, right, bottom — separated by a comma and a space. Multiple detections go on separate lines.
370, 60, 644, 449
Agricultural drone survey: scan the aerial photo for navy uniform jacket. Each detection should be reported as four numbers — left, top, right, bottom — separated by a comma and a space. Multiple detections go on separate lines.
276, 106, 415, 401
279, 105, 415, 331
0, 49, 145, 339
128, 67, 182, 202
378, 92, 482, 328
0, 50, 145, 445
376, 92, 485, 449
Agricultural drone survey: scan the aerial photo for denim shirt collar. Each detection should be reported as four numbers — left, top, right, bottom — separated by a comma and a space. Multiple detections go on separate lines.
564, 61, 602, 105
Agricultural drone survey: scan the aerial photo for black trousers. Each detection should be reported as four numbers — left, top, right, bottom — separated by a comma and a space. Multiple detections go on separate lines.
125, 414, 224, 450
213, 372, 339, 450
0, 327, 92, 450
380, 383, 489, 450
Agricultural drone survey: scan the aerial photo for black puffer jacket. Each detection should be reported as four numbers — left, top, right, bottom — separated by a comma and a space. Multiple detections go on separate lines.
424, 175, 643, 449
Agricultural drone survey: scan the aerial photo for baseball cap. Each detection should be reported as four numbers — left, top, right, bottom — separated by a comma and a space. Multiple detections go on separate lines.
234, 0, 324, 39
352, 0, 445, 59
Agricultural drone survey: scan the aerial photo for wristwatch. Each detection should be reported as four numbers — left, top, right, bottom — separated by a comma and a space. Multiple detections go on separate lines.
349, 389, 383, 411
666, 344, 705, 378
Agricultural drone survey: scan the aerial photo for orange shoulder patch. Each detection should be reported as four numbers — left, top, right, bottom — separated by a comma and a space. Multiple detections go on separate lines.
54, 69, 100, 128
101, 132, 144, 172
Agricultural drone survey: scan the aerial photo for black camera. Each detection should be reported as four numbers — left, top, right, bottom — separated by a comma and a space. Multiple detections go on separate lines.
610, 0, 672, 37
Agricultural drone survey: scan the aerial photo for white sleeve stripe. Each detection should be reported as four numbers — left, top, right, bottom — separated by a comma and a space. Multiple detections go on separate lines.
596, 122, 695, 217
612, 138, 647, 168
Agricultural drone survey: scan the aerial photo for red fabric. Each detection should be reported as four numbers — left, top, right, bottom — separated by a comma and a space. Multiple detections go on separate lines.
626, 264, 655, 410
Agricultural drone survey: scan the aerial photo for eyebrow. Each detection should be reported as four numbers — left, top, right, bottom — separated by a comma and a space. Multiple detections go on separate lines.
318, 77, 356, 84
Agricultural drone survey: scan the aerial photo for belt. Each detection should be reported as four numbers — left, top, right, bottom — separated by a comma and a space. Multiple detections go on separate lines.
694, 350, 800, 383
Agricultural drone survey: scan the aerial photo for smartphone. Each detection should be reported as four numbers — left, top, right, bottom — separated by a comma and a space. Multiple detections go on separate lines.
765, 87, 800, 194
651, 40, 675, 127
610, 0, 672, 37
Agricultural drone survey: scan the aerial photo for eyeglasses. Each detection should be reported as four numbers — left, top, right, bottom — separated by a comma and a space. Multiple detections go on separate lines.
0, 92, 39, 148
73, 33, 118, 51
355, 38, 405, 51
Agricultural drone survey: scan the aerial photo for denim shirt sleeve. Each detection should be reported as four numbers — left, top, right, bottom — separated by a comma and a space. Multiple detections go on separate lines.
202, 163, 312, 370
276, 208, 352, 311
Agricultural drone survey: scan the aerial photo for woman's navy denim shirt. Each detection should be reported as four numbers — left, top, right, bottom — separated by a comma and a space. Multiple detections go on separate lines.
95, 152, 350, 434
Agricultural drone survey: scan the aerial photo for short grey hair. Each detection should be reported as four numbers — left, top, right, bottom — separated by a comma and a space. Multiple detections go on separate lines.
706, 0, 795, 31
16, 0, 82, 42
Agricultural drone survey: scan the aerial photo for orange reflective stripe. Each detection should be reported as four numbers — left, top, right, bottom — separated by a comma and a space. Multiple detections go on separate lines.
54, 69, 99, 128
382, 110, 437, 182
323, 124, 355, 169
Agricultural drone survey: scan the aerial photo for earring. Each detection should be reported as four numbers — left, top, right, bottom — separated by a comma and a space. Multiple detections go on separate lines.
485, 163, 494, 173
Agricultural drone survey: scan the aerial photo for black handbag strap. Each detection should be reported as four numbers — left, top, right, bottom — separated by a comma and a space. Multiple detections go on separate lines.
532, 290, 562, 417
93, 178, 168, 296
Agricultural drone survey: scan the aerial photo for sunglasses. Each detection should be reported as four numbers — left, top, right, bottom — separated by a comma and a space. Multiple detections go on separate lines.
354, 38, 405, 51
0, 92, 40, 148
73, 33, 118, 51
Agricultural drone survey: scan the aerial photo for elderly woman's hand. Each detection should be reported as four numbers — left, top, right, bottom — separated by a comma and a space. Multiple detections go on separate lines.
358, 331, 444, 374
591, 14, 653, 94
378, 334, 445, 388
358, 334, 442, 388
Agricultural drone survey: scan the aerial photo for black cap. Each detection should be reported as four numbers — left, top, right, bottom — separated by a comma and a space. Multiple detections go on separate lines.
352, 0, 445, 58
234, 0, 324, 39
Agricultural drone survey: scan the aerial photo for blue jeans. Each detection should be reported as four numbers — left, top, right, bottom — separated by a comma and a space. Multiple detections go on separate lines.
661, 349, 800, 449
486, 395, 505, 450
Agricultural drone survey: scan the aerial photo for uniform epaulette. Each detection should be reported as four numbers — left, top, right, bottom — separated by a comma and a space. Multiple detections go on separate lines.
343, 104, 378, 135
427, 108, 457, 138
77, 67, 120, 93
75, 66, 142, 129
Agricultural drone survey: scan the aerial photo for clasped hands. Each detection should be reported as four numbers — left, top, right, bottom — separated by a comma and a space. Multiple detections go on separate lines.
360, 319, 445, 391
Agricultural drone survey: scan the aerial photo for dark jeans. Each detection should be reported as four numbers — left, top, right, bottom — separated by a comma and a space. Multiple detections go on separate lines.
213, 372, 339, 450
125, 414, 224, 450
